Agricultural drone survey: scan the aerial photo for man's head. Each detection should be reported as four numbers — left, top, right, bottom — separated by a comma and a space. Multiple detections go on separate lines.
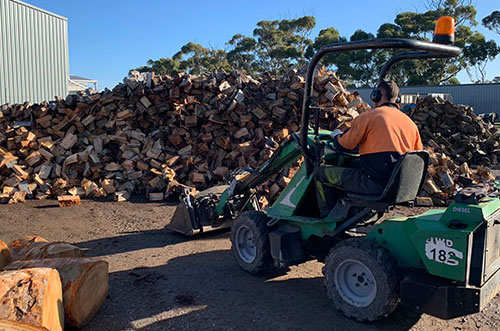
372, 81, 399, 107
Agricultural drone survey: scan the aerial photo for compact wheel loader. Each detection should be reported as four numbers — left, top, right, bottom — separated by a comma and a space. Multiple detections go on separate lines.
167, 17, 500, 321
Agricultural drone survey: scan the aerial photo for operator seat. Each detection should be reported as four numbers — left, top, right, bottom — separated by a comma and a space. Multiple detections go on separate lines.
325, 151, 429, 236
347, 150, 429, 206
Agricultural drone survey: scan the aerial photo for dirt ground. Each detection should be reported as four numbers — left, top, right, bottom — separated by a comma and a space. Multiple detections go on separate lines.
1, 200, 499, 331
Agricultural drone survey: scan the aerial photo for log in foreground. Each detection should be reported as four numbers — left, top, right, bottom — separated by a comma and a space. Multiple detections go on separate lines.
6, 258, 109, 328
9, 236, 48, 250
0, 268, 64, 331
9, 238, 86, 261
0, 319, 50, 330
0, 240, 10, 269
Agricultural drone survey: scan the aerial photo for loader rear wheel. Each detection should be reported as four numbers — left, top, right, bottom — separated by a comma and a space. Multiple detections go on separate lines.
323, 238, 399, 322
231, 211, 273, 275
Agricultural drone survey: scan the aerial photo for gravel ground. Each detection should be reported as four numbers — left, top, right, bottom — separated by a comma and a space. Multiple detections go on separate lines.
1, 200, 499, 331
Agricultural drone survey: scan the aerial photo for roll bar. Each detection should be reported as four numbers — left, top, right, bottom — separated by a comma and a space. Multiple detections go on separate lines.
300, 38, 461, 176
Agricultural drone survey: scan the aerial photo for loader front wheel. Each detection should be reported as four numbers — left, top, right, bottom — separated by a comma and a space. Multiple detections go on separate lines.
231, 211, 273, 275
323, 238, 399, 322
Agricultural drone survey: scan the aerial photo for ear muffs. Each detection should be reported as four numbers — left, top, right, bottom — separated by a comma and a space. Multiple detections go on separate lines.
370, 85, 382, 103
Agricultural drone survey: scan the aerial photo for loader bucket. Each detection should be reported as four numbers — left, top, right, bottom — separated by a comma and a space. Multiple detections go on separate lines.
166, 185, 231, 236
168, 199, 198, 236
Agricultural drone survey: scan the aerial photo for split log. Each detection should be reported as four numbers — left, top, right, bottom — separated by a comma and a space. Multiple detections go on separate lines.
9, 237, 85, 261
0, 240, 11, 269
57, 195, 81, 207
0, 319, 50, 330
6, 258, 108, 328
0, 268, 64, 331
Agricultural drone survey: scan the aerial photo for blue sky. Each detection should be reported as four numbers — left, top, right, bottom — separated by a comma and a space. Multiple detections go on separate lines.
26, 0, 500, 89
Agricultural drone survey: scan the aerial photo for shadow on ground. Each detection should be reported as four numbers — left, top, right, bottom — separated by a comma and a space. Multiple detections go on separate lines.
75, 228, 230, 257
83, 248, 421, 331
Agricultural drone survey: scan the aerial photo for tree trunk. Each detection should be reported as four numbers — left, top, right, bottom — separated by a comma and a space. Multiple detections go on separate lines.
0, 268, 64, 331
9, 237, 86, 261
0, 240, 11, 269
6, 258, 109, 328
0, 319, 50, 330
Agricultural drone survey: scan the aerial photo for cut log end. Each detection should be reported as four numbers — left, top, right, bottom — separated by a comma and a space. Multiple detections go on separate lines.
0, 268, 64, 331
6, 258, 109, 328
68, 260, 109, 327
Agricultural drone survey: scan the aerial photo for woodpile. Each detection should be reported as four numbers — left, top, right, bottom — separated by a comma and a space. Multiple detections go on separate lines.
411, 96, 500, 166
0, 236, 108, 329
1, 70, 497, 207
411, 96, 499, 205
0, 68, 369, 203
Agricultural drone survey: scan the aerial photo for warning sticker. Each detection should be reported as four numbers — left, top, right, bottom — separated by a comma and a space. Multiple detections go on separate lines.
425, 237, 463, 266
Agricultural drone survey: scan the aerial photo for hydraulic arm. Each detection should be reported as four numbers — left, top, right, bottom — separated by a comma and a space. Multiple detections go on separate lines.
167, 133, 304, 235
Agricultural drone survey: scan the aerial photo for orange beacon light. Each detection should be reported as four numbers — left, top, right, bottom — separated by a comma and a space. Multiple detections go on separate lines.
433, 16, 455, 44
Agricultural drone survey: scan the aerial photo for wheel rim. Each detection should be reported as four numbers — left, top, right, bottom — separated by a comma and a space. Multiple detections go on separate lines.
334, 259, 377, 308
235, 224, 257, 263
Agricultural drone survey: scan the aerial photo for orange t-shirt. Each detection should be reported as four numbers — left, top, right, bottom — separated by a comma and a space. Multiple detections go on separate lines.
338, 105, 423, 155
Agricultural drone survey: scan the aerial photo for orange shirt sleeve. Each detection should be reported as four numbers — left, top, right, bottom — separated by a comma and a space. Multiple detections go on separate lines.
337, 114, 369, 150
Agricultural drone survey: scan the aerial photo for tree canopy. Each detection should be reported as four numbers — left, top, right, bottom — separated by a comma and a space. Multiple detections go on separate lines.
483, 10, 500, 35
134, 2, 499, 86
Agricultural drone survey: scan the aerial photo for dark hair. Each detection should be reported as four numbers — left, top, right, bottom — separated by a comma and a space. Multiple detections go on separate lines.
378, 81, 399, 103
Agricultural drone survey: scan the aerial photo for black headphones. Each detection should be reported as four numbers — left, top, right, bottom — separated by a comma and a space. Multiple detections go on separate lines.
370, 81, 401, 104
370, 83, 382, 103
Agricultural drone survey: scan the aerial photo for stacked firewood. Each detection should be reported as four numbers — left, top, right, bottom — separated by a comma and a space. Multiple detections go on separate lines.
0, 236, 108, 330
0, 68, 369, 203
410, 96, 500, 166
411, 96, 499, 206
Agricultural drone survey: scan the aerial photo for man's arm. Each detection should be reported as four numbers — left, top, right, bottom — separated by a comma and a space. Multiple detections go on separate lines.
334, 115, 369, 151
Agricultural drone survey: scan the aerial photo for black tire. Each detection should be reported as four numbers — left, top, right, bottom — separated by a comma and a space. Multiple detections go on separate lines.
323, 238, 399, 322
230, 211, 273, 275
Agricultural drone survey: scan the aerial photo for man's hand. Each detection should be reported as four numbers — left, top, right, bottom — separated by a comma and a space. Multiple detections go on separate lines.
330, 129, 343, 139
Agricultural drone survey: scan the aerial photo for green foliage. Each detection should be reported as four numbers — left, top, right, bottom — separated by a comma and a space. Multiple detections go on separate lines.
483, 11, 500, 35
251, 16, 315, 75
463, 33, 500, 83
134, 2, 499, 86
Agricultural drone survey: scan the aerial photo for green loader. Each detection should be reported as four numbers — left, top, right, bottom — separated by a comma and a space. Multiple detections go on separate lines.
167, 17, 500, 321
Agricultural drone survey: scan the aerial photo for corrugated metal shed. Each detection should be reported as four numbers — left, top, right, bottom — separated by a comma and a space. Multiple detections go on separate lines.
0, 0, 69, 105
353, 83, 500, 114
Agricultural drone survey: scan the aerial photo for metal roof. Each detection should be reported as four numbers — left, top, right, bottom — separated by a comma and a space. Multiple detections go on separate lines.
70, 75, 97, 82
10, 0, 67, 20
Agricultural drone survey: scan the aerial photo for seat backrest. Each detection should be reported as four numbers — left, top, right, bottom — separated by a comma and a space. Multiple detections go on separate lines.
380, 150, 429, 204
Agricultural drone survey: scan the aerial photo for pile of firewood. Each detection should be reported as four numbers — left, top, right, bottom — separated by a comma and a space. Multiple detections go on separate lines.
410, 96, 499, 206
411, 96, 500, 166
0, 68, 369, 204
0, 236, 108, 330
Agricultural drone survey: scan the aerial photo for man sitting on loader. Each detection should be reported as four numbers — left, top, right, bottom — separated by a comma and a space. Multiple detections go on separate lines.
316, 81, 423, 216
